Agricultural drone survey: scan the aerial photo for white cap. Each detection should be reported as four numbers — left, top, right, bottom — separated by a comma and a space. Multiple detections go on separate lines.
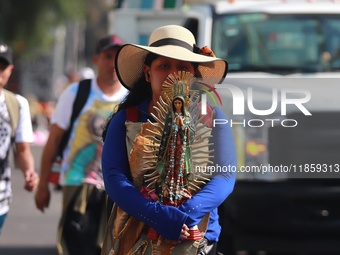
79, 67, 95, 80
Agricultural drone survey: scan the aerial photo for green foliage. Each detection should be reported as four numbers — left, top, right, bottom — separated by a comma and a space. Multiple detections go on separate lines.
0, 0, 87, 55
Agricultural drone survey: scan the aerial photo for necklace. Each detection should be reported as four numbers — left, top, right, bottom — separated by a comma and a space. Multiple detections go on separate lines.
162, 113, 188, 206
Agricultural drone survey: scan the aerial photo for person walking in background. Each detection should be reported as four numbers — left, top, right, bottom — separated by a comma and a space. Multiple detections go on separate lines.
34, 34, 128, 255
0, 43, 39, 234
101, 25, 236, 255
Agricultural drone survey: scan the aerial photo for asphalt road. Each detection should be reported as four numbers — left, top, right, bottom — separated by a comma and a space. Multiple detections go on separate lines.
0, 145, 61, 255
3, 146, 337, 255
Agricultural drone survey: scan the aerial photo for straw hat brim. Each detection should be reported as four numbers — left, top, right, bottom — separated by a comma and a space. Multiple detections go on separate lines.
115, 43, 228, 90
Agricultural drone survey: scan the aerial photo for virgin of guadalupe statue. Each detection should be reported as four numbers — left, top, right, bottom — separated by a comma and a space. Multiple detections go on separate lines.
156, 95, 195, 207
144, 72, 209, 242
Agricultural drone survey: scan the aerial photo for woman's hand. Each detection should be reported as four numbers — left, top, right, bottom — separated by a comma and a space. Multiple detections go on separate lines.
180, 223, 190, 239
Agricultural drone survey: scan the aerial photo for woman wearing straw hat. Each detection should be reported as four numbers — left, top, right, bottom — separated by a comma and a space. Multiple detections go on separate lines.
101, 25, 236, 255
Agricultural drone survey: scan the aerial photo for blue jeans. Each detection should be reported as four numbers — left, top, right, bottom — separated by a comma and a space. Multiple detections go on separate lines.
0, 213, 8, 235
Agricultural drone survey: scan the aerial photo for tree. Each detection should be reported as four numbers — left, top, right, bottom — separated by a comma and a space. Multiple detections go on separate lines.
0, 0, 86, 56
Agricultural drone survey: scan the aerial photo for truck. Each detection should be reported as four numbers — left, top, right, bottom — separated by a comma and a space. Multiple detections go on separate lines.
110, 1, 340, 254
182, 1, 340, 254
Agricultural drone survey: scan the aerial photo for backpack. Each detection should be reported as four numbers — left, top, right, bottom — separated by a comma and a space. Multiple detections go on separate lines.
57, 79, 92, 159
3, 89, 20, 140
1, 89, 20, 172
49, 79, 91, 184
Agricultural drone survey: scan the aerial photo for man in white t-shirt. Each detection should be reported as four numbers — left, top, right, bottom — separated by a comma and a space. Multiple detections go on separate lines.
0, 43, 39, 234
35, 35, 128, 255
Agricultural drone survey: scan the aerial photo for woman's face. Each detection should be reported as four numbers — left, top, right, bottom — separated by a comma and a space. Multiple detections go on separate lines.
144, 56, 195, 102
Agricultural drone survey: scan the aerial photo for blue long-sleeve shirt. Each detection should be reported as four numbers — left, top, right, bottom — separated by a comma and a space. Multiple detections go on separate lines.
102, 100, 237, 242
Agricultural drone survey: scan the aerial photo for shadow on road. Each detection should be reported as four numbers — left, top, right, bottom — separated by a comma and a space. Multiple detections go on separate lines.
0, 246, 58, 255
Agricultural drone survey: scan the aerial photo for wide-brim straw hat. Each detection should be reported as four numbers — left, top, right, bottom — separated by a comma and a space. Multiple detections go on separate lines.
115, 25, 228, 90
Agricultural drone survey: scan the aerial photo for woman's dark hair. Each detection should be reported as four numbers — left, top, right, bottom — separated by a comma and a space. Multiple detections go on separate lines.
102, 53, 158, 141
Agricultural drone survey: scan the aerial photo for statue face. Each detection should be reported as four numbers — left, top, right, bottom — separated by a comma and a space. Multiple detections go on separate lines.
174, 99, 182, 112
